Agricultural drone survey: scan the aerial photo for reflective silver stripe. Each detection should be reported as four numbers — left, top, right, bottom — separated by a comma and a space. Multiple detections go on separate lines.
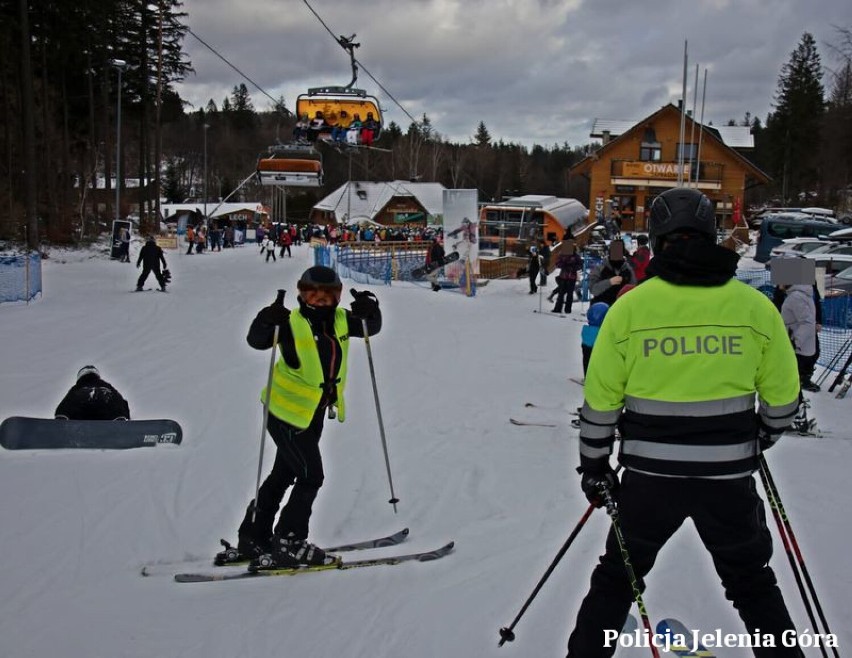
626, 466, 754, 480
580, 443, 612, 459
623, 394, 755, 417
579, 421, 616, 440
758, 397, 799, 429
621, 440, 756, 462
581, 403, 622, 425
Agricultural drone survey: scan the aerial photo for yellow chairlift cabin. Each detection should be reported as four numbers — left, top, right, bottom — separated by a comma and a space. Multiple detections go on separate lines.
295, 35, 384, 145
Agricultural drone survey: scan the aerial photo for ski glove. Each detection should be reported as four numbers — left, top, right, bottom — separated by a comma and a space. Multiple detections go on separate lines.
578, 464, 620, 508
757, 421, 782, 452
350, 290, 379, 319
256, 303, 290, 327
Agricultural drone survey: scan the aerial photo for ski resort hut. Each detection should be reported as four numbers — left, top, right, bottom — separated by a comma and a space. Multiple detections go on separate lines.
310, 181, 446, 227
478, 195, 588, 255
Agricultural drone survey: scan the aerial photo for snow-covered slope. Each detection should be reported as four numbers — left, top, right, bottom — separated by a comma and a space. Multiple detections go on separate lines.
1, 242, 850, 657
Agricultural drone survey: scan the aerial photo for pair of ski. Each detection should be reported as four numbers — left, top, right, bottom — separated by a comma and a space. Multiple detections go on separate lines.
622, 615, 715, 657
170, 528, 454, 583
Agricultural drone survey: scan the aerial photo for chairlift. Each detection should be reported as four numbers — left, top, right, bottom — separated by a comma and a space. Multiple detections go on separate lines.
256, 143, 323, 188
294, 34, 384, 144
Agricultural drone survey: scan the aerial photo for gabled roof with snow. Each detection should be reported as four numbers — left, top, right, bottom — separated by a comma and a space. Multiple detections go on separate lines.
591, 113, 754, 149
489, 195, 589, 228
313, 181, 447, 221
160, 202, 266, 220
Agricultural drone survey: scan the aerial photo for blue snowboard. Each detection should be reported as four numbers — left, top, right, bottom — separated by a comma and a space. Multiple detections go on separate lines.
0, 417, 183, 450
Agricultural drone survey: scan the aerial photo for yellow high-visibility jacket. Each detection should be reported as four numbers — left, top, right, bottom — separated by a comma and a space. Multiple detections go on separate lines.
580, 276, 800, 478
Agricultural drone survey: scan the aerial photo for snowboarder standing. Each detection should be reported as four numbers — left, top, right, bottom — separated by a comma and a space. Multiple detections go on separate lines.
136, 236, 168, 291
568, 188, 803, 657
234, 266, 382, 568
55, 365, 130, 420
426, 237, 445, 292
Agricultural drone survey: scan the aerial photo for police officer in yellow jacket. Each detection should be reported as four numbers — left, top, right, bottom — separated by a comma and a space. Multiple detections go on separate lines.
567, 188, 803, 657
235, 266, 381, 568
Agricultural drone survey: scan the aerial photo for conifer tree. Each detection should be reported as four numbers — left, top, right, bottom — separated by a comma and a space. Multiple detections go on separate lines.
764, 32, 826, 202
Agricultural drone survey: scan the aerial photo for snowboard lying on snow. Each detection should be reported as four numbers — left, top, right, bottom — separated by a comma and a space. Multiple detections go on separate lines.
0, 416, 183, 450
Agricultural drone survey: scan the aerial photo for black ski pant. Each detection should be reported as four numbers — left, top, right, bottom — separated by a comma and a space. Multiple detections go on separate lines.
553, 279, 577, 313
137, 265, 165, 289
528, 269, 539, 293
240, 409, 326, 544
566, 470, 803, 658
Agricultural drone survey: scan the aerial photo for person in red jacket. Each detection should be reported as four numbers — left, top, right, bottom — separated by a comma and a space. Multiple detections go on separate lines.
629, 234, 651, 282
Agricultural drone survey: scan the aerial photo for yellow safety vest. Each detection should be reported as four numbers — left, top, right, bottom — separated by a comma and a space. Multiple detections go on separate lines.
262, 308, 349, 429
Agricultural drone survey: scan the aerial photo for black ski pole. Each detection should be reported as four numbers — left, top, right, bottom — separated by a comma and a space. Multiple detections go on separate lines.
758, 455, 837, 658
828, 348, 852, 393
599, 485, 660, 658
252, 289, 285, 523
353, 290, 399, 513
815, 335, 852, 387
498, 503, 596, 647
498, 465, 623, 647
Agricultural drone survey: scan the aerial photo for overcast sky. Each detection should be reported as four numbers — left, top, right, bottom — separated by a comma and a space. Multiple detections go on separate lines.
174, 0, 851, 149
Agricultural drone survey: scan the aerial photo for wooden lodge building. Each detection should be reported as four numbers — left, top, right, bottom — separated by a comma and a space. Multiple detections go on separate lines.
569, 103, 770, 232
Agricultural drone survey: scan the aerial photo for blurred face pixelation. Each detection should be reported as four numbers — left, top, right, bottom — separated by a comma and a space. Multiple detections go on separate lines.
609, 241, 624, 260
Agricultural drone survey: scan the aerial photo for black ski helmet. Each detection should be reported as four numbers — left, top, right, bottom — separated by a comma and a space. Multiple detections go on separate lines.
297, 266, 342, 293
77, 365, 100, 381
648, 188, 715, 253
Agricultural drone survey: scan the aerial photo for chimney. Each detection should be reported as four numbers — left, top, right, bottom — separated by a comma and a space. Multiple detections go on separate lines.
602, 130, 611, 145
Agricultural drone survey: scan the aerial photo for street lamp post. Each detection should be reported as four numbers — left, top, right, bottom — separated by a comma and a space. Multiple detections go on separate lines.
203, 124, 210, 232
109, 59, 127, 226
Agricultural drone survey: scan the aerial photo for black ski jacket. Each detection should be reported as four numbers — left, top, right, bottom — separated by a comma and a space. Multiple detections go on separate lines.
55, 374, 131, 420
137, 242, 166, 270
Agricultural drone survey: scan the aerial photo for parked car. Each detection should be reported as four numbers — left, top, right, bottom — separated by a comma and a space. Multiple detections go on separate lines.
748, 206, 836, 229
754, 213, 839, 262
769, 237, 830, 260
824, 265, 852, 297
803, 252, 852, 276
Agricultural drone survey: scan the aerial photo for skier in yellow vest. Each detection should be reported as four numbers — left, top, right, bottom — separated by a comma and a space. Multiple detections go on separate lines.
567, 188, 803, 657
235, 266, 382, 568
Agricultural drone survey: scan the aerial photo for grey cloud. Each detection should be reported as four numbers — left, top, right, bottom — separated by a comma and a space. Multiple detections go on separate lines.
176, 0, 852, 146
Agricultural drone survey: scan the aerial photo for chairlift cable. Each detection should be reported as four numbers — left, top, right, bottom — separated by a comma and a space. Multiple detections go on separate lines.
186, 28, 292, 117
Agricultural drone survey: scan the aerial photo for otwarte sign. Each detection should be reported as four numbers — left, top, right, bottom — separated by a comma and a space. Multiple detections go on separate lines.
623, 161, 691, 180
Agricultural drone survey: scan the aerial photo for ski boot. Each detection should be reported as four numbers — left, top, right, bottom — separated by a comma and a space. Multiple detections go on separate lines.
791, 397, 819, 436
252, 533, 340, 570
214, 536, 270, 566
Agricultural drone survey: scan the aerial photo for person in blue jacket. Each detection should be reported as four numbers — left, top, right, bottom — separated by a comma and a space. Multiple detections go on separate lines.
581, 302, 610, 376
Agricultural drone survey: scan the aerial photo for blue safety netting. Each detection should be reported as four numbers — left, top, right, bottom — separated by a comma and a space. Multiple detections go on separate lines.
0, 252, 42, 304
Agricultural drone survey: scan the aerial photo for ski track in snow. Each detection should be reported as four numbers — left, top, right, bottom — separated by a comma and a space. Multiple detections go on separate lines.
0, 240, 850, 657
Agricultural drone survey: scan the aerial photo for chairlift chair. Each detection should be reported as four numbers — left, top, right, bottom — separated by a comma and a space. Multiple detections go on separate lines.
256, 143, 323, 188
296, 87, 383, 143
